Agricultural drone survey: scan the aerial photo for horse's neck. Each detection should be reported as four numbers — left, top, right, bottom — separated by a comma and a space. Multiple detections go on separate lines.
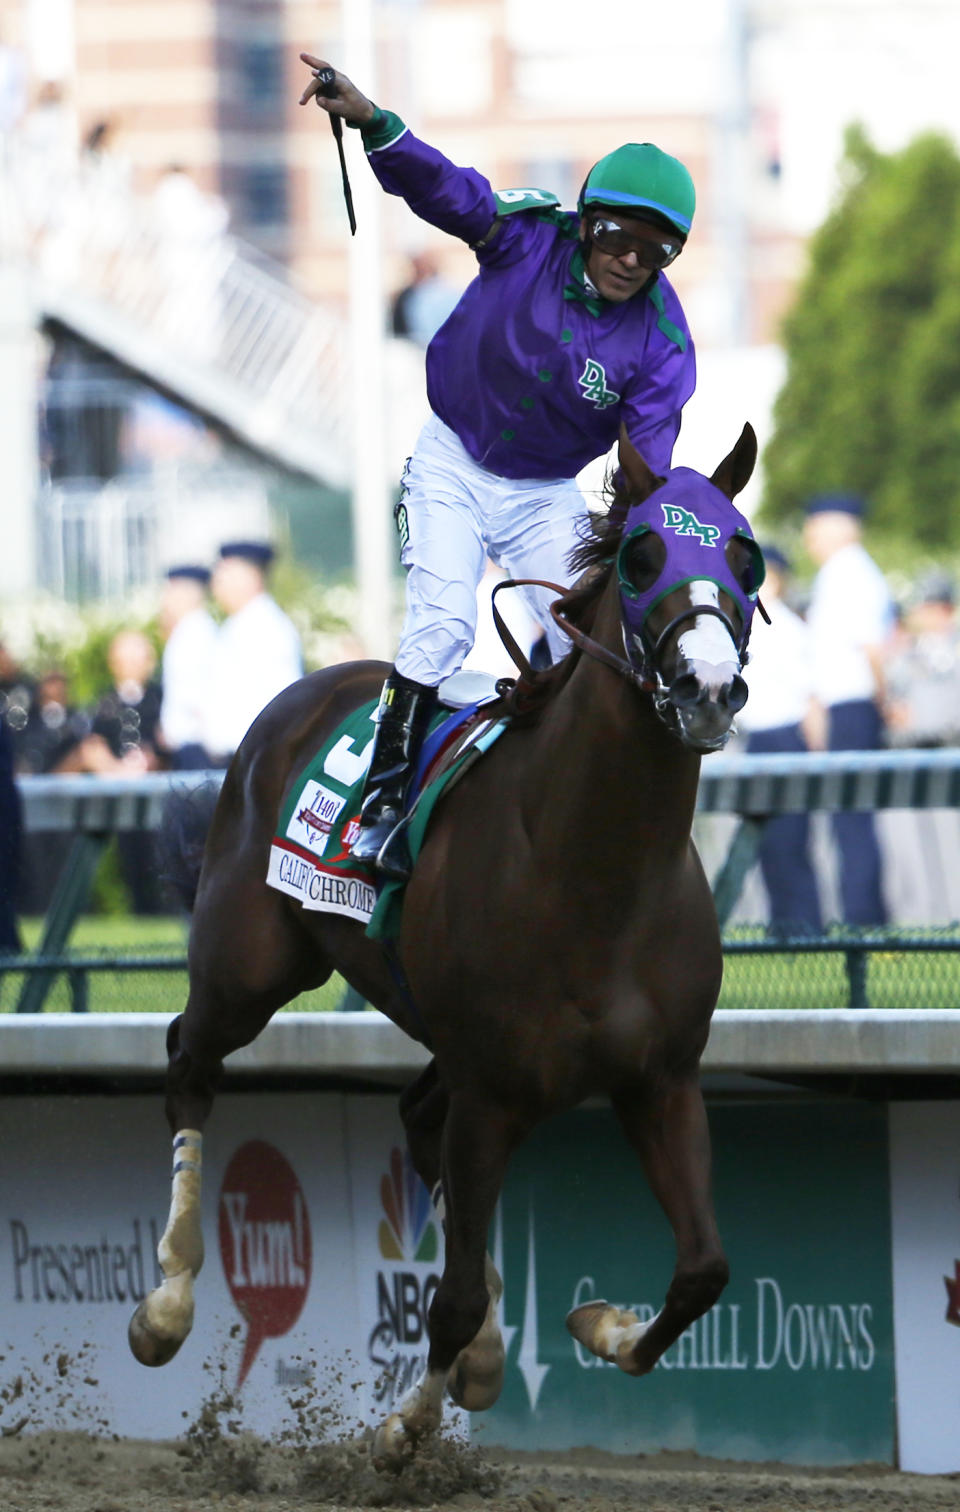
525, 588, 701, 861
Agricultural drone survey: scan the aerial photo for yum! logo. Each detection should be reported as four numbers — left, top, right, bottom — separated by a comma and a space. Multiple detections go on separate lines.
218, 1140, 312, 1388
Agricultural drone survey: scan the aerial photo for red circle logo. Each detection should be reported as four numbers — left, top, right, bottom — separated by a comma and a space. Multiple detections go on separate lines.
218, 1140, 312, 1387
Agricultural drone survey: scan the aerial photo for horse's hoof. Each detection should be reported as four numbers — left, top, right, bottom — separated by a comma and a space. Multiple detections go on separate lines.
566, 1299, 650, 1376
447, 1347, 504, 1411
447, 1314, 505, 1411
566, 1299, 624, 1359
127, 1272, 195, 1367
128, 1301, 185, 1367
371, 1414, 413, 1474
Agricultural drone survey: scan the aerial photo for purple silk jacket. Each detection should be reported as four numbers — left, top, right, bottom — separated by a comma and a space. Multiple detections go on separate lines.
357, 110, 697, 482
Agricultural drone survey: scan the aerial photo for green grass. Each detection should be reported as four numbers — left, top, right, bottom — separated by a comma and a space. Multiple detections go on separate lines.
6, 917, 960, 1015
3, 916, 348, 1015
717, 950, 960, 1011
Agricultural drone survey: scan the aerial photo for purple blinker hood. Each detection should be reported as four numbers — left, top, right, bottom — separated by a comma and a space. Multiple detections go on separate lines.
616, 467, 764, 656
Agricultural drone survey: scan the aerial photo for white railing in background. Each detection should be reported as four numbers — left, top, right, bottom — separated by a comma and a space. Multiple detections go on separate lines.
35, 471, 273, 600
0, 142, 350, 487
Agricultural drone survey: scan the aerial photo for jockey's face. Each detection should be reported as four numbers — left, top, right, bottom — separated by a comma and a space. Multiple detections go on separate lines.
581, 210, 684, 302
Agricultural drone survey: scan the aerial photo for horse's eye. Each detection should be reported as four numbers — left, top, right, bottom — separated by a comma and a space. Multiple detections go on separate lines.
621, 532, 666, 594
726, 536, 764, 596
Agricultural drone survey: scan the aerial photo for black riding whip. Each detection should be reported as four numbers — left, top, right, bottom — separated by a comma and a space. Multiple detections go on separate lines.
314, 67, 357, 235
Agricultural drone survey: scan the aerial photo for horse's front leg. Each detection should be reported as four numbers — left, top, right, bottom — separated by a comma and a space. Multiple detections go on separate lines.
373, 1091, 519, 1472
128, 1010, 218, 1366
399, 1062, 506, 1415
567, 1073, 729, 1375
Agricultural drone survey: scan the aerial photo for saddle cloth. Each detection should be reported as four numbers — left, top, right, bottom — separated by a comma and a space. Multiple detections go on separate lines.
267, 684, 507, 939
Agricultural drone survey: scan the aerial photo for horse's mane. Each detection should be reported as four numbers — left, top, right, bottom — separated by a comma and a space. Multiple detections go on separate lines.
497, 474, 635, 724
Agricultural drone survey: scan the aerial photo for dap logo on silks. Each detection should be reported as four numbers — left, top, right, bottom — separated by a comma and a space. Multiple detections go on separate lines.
218, 1141, 312, 1388
285, 779, 346, 857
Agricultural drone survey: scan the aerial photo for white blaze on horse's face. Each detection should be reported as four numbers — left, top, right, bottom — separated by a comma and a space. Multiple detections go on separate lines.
668, 580, 747, 752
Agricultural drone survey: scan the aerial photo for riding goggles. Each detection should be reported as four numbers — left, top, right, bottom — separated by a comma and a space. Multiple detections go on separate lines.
588, 217, 683, 269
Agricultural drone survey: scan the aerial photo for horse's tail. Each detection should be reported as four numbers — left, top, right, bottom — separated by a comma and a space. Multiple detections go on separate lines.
157, 780, 221, 913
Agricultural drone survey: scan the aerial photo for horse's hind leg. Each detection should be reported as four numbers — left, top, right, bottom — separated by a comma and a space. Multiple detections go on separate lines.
374, 1091, 520, 1471
567, 1075, 729, 1375
398, 1065, 506, 1414
129, 890, 329, 1368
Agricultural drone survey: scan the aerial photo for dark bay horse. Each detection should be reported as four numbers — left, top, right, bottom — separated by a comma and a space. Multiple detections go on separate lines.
129, 425, 762, 1469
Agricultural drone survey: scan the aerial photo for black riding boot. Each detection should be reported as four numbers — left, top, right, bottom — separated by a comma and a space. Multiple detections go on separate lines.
351, 671, 438, 881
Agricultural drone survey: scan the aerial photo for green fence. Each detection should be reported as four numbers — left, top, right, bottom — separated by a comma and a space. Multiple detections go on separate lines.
13, 757, 960, 1014
6, 926, 960, 1014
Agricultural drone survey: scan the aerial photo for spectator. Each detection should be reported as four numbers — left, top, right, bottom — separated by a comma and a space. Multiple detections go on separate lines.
0, 639, 35, 769
151, 163, 229, 358
157, 564, 218, 769
61, 630, 164, 914
804, 495, 894, 925
79, 629, 164, 776
391, 251, 462, 348
203, 542, 303, 763
737, 545, 823, 937
16, 669, 88, 775
15, 670, 88, 915
0, 719, 21, 953
886, 573, 960, 748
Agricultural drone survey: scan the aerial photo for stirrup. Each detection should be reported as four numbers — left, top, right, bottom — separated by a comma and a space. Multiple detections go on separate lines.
351, 814, 396, 865
374, 815, 414, 883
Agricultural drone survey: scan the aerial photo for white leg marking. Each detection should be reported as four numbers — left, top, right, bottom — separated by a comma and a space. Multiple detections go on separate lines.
566, 1299, 663, 1376
372, 1365, 448, 1472
128, 1130, 204, 1367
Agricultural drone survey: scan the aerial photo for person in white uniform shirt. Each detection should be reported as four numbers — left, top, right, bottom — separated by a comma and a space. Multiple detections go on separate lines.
738, 546, 823, 936
158, 565, 219, 769
203, 542, 303, 764
804, 496, 893, 925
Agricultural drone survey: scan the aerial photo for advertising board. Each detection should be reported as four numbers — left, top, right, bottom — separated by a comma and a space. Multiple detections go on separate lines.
889, 1101, 960, 1473
0, 1089, 894, 1465
0, 1092, 358, 1439
482, 1100, 895, 1466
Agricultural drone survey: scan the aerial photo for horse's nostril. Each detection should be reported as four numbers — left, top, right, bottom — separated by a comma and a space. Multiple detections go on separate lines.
669, 673, 702, 709
724, 675, 748, 713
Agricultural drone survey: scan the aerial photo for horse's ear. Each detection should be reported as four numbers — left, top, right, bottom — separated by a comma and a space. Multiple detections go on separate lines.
617, 424, 660, 502
710, 423, 758, 501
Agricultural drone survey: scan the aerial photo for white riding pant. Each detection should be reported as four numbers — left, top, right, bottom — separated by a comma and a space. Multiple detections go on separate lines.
394, 414, 586, 687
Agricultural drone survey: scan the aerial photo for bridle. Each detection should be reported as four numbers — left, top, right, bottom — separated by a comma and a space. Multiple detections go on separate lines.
492, 576, 653, 691
490, 576, 749, 702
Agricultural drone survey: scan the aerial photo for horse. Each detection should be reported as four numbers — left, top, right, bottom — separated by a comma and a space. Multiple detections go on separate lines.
128, 424, 763, 1470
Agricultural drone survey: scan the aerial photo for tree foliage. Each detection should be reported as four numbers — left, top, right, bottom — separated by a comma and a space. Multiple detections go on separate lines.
761, 126, 960, 548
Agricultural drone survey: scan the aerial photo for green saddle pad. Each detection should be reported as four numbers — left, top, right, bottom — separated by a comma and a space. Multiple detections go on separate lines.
267, 697, 506, 940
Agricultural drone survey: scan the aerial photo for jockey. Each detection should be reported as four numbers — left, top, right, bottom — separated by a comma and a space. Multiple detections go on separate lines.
300, 57, 698, 880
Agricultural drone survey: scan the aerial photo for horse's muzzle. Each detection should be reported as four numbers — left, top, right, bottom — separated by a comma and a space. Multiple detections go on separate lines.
666, 661, 747, 751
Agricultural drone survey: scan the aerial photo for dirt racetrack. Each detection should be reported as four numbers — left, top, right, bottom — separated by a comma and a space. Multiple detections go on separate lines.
2, 1429, 959, 1512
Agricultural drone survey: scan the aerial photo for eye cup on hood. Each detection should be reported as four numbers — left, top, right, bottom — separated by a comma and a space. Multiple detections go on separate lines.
726, 531, 765, 599
617, 526, 667, 598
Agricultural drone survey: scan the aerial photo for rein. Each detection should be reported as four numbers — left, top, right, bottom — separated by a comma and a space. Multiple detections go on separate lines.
491, 577, 657, 693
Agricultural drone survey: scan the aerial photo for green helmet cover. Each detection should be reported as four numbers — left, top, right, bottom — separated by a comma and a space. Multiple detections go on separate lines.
579, 143, 695, 237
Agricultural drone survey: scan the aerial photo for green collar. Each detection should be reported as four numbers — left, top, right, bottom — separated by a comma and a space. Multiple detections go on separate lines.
563, 244, 659, 320
563, 245, 607, 318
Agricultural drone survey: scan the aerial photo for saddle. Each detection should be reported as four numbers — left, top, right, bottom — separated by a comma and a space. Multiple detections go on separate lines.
266, 672, 508, 937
